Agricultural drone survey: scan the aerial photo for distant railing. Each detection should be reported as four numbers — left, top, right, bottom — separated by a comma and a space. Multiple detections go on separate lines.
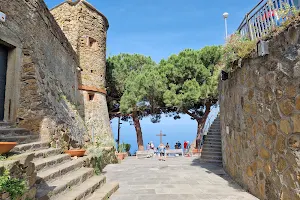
237, 0, 300, 40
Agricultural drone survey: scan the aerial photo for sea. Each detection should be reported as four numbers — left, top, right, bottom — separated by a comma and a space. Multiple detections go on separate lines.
111, 107, 219, 154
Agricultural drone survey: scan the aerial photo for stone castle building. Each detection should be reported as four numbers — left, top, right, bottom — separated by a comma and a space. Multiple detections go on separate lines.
0, 0, 113, 148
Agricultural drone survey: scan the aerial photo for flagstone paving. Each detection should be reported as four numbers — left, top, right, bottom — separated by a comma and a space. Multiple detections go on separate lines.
103, 157, 258, 200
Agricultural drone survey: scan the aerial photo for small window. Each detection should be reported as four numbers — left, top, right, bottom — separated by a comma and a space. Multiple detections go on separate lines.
91, 70, 94, 73
88, 93, 95, 101
87, 37, 98, 49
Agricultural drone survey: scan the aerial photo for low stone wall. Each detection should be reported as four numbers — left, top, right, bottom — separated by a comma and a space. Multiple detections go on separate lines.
0, 154, 36, 200
86, 147, 118, 174
219, 22, 300, 199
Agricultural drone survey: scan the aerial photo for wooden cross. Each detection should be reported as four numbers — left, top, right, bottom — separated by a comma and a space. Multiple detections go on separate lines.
156, 130, 166, 144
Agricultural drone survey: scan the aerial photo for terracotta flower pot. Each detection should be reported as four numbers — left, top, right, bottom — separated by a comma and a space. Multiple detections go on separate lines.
192, 149, 202, 153
116, 153, 125, 160
0, 142, 18, 154
65, 149, 86, 157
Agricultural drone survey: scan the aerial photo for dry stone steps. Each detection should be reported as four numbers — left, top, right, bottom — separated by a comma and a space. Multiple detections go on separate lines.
55, 175, 107, 200
0, 122, 119, 200
87, 182, 119, 200
200, 116, 222, 164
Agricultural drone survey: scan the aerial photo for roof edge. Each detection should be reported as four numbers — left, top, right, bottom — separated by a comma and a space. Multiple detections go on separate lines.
50, 0, 109, 29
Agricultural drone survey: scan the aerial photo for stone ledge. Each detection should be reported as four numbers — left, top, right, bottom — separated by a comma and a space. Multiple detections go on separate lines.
78, 85, 107, 95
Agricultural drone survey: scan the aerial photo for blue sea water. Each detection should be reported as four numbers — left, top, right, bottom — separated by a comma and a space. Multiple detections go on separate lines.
111, 107, 219, 154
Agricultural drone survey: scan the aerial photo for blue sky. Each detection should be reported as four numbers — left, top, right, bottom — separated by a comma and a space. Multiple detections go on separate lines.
46, 0, 258, 62
45, 0, 258, 151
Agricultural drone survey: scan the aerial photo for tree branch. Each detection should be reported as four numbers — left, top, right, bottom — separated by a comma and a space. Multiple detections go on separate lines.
183, 109, 200, 121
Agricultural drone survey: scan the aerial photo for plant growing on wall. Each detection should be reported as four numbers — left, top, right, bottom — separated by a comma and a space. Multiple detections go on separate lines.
223, 33, 256, 71
0, 170, 27, 200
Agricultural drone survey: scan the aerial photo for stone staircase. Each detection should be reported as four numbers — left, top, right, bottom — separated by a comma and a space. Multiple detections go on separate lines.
200, 116, 223, 164
0, 122, 119, 200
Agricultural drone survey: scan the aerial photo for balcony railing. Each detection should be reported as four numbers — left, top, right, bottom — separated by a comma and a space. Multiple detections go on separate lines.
237, 0, 300, 40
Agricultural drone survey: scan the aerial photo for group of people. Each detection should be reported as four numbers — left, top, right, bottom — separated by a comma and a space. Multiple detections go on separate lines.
147, 140, 191, 155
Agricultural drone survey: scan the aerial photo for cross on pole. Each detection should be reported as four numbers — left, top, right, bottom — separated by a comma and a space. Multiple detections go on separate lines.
156, 130, 166, 144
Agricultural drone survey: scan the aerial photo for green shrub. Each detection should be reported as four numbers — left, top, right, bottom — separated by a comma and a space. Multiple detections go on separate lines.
0, 170, 27, 200
223, 33, 257, 71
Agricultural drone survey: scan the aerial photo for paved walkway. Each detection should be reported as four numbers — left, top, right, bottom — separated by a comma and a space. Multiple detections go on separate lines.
103, 157, 258, 200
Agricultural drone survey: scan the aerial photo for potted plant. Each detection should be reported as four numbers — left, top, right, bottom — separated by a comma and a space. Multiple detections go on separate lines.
116, 142, 127, 160
0, 142, 18, 154
64, 136, 86, 157
125, 143, 131, 157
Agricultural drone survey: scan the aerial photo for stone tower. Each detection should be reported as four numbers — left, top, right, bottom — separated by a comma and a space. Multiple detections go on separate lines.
51, 0, 113, 141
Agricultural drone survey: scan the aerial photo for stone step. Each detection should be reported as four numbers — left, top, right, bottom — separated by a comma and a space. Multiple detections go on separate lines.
33, 154, 71, 172
205, 135, 221, 139
0, 134, 40, 144
209, 125, 220, 129
0, 122, 12, 128
53, 175, 107, 200
200, 157, 223, 164
36, 156, 90, 183
205, 134, 221, 137
201, 154, 223, 160
12, 148, 61, 160
201, 151, 222, 157
0, 128, 30, 136
203, 144, 222, 149
12, 141, 50, 153
36, 168, 94, 200
208, 129, 220, 132
205, 138, 221, 142
204, 140, 222, 145
87, 182, 119, 200
201, 147, 222, 152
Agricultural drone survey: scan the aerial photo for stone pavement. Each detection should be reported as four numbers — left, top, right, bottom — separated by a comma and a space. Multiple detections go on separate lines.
103, 157, 259, 200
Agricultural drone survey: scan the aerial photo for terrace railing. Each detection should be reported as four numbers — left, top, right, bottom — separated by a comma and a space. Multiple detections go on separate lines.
237, 0, 300, 40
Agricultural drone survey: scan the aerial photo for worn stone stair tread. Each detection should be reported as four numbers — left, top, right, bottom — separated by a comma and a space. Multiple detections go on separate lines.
0, 134, 40, 143
203, 144, 222, 148
201, 155, 222, 160
0, 127, 30, 135
202, 147, 222, 152
36, 167, 94, 200
87, 182, 119, 200
0, 121, 12, 126
12, 148, 60, 160
37, 156, 90, 183
13, 141, 50, 152
200, 158, 223, 163
205, 139, 221, 142
34, 154, 71, 171
52, 175, 106, 200
201, 151, 222, 156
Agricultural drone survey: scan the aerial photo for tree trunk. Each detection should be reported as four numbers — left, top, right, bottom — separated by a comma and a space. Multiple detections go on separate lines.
196, 120, 203, 137
197, 102, 212, 137
132, 110, 144, 151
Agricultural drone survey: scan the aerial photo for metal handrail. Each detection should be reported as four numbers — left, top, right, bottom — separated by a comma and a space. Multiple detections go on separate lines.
237, 0, 299, 40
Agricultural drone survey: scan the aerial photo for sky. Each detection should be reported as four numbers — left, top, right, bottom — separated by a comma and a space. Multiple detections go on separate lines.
45, 0, 258, 62
45, 0, 259, 152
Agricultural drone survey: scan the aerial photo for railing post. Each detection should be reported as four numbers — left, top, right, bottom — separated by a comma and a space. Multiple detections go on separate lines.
246, 13, 253, 40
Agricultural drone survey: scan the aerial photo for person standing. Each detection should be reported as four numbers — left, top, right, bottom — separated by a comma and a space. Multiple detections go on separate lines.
166, 143, 170, 150
150, 142, 154, 150
184, 141, 187, 154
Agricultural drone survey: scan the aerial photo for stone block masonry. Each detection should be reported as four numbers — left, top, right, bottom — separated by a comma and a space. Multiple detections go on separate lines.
219, 22, 300, 199
51, 0, 113, 140
0, 0, 113, 148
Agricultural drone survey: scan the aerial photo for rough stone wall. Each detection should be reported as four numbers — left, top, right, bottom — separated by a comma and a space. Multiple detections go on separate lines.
0, 0, 86, 147
51, 1, 113, 140
0, 154, 36, 200
219, 24, 300, 199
